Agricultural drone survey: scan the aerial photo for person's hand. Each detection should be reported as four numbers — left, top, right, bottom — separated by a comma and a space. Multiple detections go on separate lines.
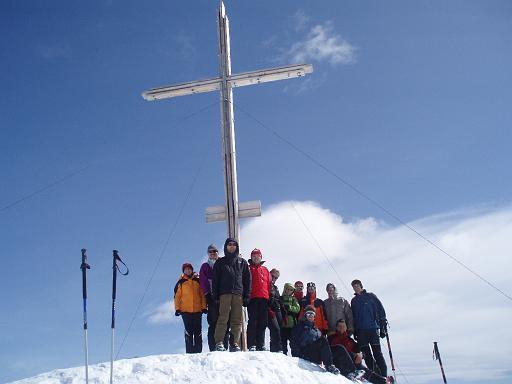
243, 298, 250, 307
355, 353, 363, 365
268, 309, 276, 319
205, 293, 212, 302
175, 310, 181, 317
379, 328, 387, 338
202, 309, 208, 314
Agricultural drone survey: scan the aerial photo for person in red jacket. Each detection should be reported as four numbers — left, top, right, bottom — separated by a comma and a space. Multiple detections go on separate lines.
329, 319, 394, 384
294, 281, 304, 300
247, 248, 271, 351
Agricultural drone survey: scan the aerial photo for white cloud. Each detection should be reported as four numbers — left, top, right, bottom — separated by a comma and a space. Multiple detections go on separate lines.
287, 22, 355, 66
146, 300, 179, 325
175, 31, 198, 60
239, 201, 512, 383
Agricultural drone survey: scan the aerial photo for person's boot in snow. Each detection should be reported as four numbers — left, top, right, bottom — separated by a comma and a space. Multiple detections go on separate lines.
215, 342, 226, 351
229, 343, 241, 352
327, 365, 340, 375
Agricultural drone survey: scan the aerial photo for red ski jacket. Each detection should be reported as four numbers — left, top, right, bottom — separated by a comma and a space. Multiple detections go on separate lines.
328, 330, 360, 354
248, 260, 271, 300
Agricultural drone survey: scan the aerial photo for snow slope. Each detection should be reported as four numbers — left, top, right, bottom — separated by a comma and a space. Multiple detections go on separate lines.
9, 352, 353, 384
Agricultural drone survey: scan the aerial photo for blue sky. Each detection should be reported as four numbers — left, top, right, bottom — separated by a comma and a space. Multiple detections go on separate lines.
1, 1, 511, 383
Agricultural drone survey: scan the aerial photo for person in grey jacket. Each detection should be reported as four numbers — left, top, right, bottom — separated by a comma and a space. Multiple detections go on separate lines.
324, 283, 354, 335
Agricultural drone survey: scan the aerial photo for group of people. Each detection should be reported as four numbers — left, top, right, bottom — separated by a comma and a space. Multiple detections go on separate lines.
173, 237, 394, 384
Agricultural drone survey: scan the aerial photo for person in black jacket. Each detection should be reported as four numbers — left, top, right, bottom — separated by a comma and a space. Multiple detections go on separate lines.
212, 238, 251, 351
350, 279, 388, 376
267, 268, 283, 352
290, 306, 340, 375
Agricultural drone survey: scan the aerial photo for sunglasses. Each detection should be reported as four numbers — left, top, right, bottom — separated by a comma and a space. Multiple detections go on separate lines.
295, 285, 304, 289
208, 251, 218, 254
227, 242, 237, 246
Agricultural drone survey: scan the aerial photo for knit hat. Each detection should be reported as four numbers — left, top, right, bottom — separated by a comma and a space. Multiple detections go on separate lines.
351, 279, 363, 287
182, 263, 193, 272
207, 244, 218, 253
295, 281, 304, 288
251, 248, 262, 257
304, 305, 316, 318
307, 282, 316, 290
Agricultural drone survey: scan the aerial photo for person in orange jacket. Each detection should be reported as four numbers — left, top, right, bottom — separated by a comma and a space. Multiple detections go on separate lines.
174, 262, 207, 353
298, 282, 329, 334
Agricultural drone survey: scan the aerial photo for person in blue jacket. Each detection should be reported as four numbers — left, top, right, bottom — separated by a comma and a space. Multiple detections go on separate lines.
290, 305, 340, 376
350, 279, 388, 376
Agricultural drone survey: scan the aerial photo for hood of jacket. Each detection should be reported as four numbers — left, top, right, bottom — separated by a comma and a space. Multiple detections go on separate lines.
223, 237, 239, 257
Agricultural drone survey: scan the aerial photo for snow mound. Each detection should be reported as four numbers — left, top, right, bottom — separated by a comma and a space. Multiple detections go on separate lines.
9, 352, 354, 384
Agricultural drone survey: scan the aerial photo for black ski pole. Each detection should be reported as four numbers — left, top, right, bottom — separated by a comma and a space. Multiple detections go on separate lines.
433, 341, 448, 383
110, 250, 129, 384
80, 249, 91, 384
385, 332, 396, 382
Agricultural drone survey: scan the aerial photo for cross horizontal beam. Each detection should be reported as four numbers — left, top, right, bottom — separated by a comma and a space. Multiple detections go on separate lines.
142, 63, 313, 101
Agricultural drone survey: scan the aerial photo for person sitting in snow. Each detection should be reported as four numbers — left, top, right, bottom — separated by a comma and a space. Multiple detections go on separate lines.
329, 319, 394, 384
174, 262, 207, 353
212, 238, 251, 352
290, 305, 340, 375
351, 279, 388, 376
298, 282, 329, 335
268, 268, 283, 352
324, 282, 354, 336
280, 282, 300, 355
247, 248, 271, 351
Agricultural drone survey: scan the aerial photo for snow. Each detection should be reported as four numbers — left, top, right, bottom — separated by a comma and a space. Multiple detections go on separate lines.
8, 352, 354, 384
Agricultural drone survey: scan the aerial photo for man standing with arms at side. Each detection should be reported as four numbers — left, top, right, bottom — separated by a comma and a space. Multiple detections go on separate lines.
350, 279, 388, 376
212, 238, 251, 351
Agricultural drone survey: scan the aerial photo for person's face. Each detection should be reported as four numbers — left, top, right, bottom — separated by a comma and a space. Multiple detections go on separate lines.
251, 254, 262, 265
305, 312, 315, 322
285, 286, 294, 295
295, 283, 303, 292
352, 283, 363, 295
307, 285, 315, 294
226, 242, 237, 252
271, 273, 279, 283
208, 250, 219, 261
336, 321, 347, 334
183, 267, 193, 276
327, 286, 335, 297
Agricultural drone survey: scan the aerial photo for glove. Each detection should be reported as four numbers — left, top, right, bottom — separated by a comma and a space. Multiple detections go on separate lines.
202, 309, 208, 314
205, 293, 212, 303
379, 328, 387, 338
268, 309, 276, 319
175, 310, 181, 317
243, 298, 250, 307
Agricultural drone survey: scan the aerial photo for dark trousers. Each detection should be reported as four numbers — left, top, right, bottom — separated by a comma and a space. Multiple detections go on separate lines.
331, 345, 357, 376
181, 312, 202, 353
301, 337, 333, 367
281, 327, 293, 355
247, 298, 268, 349
268, 316, 282, 352
357, 329, 387, 376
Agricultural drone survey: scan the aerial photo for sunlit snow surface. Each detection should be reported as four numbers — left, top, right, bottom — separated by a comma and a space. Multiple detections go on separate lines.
9, 352, 355, 384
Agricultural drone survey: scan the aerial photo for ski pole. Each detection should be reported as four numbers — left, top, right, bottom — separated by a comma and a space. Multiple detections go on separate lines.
110, 250, 129, 384
433, 341, 447, 384
80, 248, 90, 384
385, 331, 396, 382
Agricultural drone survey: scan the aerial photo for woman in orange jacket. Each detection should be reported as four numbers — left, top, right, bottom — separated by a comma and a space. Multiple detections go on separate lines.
174, 263, 207, 353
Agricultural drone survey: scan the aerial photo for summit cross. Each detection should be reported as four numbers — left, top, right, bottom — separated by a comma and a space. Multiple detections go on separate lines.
142, 1, 313, 241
